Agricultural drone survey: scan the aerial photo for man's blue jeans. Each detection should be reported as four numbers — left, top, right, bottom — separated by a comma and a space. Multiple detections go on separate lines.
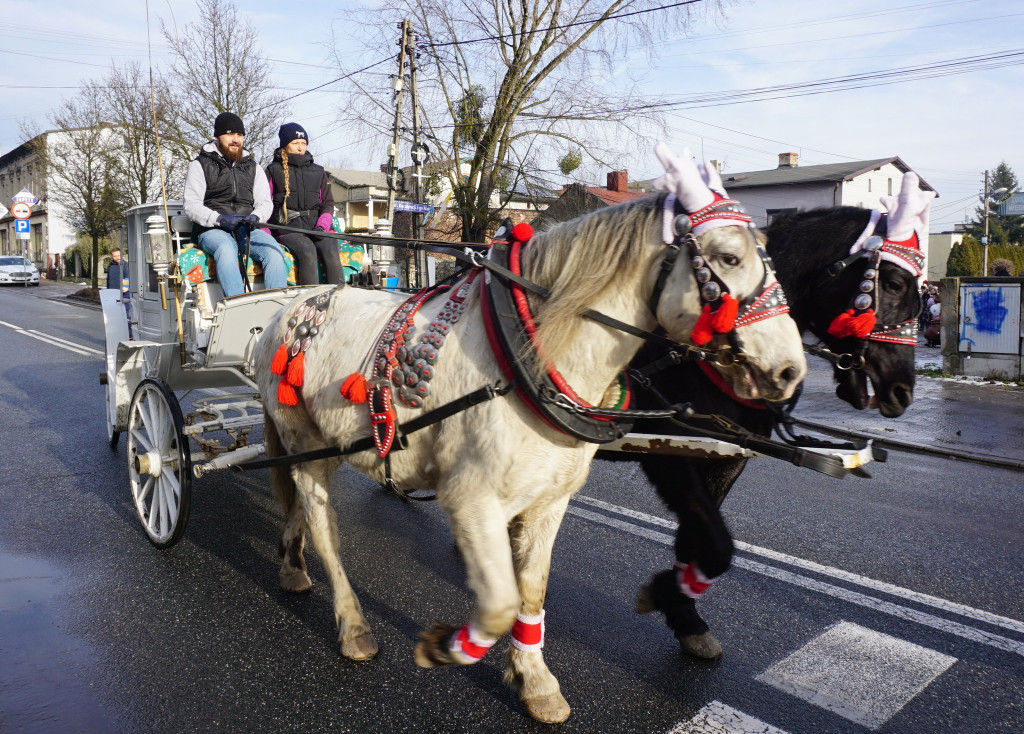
197, 226, 288, 297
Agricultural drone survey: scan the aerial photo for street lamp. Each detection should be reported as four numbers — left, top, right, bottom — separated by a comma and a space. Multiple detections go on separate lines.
982, 171, 1009, 276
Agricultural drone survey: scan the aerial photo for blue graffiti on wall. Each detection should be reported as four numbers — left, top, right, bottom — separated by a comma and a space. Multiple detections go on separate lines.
969, 288, 1008, 335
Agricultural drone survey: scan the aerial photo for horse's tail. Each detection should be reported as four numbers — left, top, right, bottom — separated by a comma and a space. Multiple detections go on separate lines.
265, 414, 298, 531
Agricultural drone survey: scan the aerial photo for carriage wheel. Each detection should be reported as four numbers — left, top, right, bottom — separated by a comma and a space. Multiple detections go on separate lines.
127, 378, 193, 548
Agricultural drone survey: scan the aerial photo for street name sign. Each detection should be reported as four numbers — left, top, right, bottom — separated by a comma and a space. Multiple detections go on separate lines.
14, 219, 30, 233
393, 200, 432, 214
12, 188, 38, 205
998, 193, 1024, 216
11, 202, 32, 219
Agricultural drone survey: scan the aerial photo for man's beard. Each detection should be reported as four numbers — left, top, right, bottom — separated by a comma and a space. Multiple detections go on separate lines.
219, 143, 244, 162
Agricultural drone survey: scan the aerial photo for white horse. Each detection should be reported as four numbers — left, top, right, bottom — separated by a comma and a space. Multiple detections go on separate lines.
254, 145, 806, 723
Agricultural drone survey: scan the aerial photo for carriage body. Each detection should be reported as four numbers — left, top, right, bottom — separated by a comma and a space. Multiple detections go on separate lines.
102, 201, 323, 545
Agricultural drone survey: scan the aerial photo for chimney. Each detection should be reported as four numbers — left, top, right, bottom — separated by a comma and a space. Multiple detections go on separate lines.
778, 152, 799, 168
606, 170, 628, 192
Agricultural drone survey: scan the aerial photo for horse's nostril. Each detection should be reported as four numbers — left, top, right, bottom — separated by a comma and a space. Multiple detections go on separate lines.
780, 365, 800, 384
892, 383, 913, 408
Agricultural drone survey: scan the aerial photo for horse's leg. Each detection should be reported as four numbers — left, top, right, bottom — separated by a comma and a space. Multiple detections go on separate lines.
414, 488, 520, 670
293, 458, 378, 661
637, 455, 742, 659
503, 495, 572, 724
265, 415, 311, 592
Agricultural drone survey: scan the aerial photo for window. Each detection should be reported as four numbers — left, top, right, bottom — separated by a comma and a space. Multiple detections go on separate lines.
766, 208, 798, 225
867, 179, 872, 192
888, 178, 893, 196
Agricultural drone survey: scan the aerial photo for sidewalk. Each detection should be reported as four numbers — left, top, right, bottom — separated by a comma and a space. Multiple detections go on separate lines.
793, 343, 1024, 464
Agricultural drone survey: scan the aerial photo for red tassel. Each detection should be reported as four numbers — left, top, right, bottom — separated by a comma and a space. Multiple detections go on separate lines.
690, 305, 714, 345
828, 309, 877, 339
286, 352, 305, 387
340, 372, 368, 404
710, 293, 739, 333
511, 222, 534, 242
277, 380, 299, 406
270, 344, 289, 376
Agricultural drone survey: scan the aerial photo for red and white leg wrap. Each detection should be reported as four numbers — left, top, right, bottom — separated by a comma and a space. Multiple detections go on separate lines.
511, 610, 545, 653
674, 561, 714, 600
448, 622, 497, 665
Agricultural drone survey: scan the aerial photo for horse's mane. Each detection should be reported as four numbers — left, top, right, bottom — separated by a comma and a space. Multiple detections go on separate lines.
518, 195, 662, 367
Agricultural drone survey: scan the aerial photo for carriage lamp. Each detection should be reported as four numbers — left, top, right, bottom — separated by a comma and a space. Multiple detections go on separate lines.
145, 214, 172, 268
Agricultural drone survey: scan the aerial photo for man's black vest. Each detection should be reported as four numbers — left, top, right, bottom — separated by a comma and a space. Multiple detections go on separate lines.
197, 146, 258, 218
266, 151, 324, 226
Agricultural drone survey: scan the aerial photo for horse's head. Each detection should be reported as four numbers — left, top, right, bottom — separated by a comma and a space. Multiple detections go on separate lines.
650, 143, 806, 402
770, 173, 934, 418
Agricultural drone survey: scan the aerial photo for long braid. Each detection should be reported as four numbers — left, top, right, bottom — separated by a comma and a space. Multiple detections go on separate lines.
280, 149, 290, 222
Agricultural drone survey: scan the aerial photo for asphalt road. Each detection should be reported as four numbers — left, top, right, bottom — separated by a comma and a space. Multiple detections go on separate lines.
1, 282, 1022, 733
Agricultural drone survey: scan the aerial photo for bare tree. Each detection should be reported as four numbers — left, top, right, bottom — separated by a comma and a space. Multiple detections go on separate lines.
30, 87, 122, 289
160, 0, 289, 163
90, 61, 185, 209
333, 0, 728, 241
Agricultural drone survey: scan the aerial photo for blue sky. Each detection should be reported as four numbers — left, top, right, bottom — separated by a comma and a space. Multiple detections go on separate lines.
2, 0, 1022, 230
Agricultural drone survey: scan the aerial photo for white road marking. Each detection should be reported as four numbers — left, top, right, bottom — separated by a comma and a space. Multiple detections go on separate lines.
566, 502, 1024, 657
667, 700, 789, 734
26, 329, 103, 355
0, 320, 103, 357
573, 494, 1024, 636
755, 621, 956, 730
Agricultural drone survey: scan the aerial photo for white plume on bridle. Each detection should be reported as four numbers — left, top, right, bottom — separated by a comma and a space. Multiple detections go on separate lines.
652, 142, 751, 236
849, 171, 936, 278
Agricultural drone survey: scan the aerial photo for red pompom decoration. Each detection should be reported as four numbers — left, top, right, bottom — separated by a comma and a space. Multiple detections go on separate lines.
270, 344, 289, 375
710, 293, 739, 332
286, 352, 305, 387
277, 380, 299, 406
511, 222, 533, 242
339, 372, 368, 404
690, 305, 714, 345
827, 308, 877, 339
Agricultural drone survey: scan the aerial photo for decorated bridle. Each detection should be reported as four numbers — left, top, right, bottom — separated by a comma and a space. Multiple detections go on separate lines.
812, 173, 934, 370
649, 144, 791, 363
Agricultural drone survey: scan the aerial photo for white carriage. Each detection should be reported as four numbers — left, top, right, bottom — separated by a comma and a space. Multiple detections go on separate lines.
101, 202, 324, 547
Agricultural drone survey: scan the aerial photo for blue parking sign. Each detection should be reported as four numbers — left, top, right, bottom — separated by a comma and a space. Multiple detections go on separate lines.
14, 219, 30, 233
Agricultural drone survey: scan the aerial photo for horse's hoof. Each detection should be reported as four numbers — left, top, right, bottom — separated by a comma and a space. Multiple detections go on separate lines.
636, 583, 656, 614
414, 622, 457, 668
341, 631, 378, 661
678, 631, 722, 660
523, 693, 571, 724
280, 570, 312, 593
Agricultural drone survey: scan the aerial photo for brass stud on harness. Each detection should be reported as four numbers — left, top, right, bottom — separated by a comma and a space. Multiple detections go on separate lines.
701, 282, 721, 301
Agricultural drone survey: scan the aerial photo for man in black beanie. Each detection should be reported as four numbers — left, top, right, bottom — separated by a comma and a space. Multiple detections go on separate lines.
182, 111, 287, 296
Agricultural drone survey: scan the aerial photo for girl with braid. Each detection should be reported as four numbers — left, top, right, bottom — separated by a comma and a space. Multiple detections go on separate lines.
266, 123, 345, 285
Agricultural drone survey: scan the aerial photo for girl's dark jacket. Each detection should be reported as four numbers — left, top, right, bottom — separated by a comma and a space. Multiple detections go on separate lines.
265, 150, 335, 233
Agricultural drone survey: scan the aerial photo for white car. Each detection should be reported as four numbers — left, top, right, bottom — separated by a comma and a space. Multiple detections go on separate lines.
0, 256, 41, 286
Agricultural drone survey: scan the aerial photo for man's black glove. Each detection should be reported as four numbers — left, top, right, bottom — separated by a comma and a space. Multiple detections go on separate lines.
236, 214, 260, 231
217, 213, 244, 231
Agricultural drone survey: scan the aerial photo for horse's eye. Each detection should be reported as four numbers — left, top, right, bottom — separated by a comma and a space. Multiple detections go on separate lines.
882, 275, 905, 294
721, 254, 740, 267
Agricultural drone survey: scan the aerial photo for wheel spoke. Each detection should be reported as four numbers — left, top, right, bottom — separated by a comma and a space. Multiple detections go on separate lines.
158, 478, 172, 537
137, 475, 154, 506
130, 427, 153, 454
148, 476, 162, 533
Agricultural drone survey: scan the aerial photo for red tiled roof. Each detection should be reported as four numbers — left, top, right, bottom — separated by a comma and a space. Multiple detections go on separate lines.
588, 188, 647, 206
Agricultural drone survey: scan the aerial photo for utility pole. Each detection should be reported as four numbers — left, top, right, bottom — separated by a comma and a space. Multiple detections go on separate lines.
385, 19, 411, 225
408, 29, 428, 285
983, 169, 990, 277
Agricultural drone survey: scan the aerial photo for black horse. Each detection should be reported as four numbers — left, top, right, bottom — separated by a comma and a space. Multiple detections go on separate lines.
620, 205, 921, 658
